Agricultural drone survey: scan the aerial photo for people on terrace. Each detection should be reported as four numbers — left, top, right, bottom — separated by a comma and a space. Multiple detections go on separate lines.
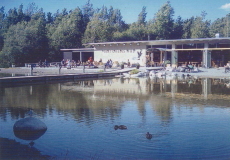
88, 57, 94, 68
127, 59, 131, 67
224, 63, 230, 73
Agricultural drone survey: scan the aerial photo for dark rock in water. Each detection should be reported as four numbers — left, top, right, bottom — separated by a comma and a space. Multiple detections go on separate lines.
13, 117, 47, 141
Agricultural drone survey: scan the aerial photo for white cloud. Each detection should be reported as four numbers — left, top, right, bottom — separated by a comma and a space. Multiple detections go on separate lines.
220, 3, 230, 10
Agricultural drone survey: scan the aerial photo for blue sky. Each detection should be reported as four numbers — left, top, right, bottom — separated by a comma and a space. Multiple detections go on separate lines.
1, 0, 230, 23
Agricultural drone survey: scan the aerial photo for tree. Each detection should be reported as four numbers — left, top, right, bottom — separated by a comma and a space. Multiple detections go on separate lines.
210, 14, 230, 38
48, 8, 84, 60
2, 22, 27, 65
182, 17, 194, 39
2, 9, 49, 66
171, 16, 184, 39
46, 12, 54, 24
190, 11, 210, 38
107, 7, 127, 32
83, 5, 128, 43
83, 13, 113, 43
0, 6, 6, 51
82, 0, 94, 31
137, 6, 147, 25
150, 1, 174, 39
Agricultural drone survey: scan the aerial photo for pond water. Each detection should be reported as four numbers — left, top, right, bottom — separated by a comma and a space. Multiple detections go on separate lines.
0, 77, 230, 159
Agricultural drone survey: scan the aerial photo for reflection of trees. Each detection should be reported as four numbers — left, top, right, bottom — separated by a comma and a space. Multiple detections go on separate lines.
1, 77, 230, 126
0, 82, 123, 125
0, 84, 51, 120
137, 98, 146, 120
149, 96, 172, 124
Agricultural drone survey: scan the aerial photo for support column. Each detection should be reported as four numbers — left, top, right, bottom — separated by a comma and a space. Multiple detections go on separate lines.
80, 52, 82, 62
160, 51, 163, 63
164, 51, 167, 61
203, 43, 211, 68
151, 52, 154, 61
171, 44, 178, 67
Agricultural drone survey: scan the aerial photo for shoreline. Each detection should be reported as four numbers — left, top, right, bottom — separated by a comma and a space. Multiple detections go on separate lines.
0, 66, 230, 79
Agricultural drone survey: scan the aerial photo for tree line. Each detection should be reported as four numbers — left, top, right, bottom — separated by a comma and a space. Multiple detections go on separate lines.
0, 1, 229, 67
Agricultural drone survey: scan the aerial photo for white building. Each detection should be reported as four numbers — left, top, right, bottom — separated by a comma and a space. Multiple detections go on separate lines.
61, 37, 230, 67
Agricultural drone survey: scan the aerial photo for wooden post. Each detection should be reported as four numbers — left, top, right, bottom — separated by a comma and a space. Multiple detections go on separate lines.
30, 64, 33, 76
83, 63, 85, 73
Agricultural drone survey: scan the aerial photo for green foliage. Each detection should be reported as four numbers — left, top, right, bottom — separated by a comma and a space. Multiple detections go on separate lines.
150, 1, 174, 40
209, 14, 230, 37
137, 6, 147, 25
129, 69, 139, 75
164, 60, 170, 64
190, 12, 210, 38
171, 16, 183, 39
0, 1, 229, 67
83, 12, 114, 43
2, 10, 48, 66
98, 69, 104, 72
182, 17, 194, 38
47, 7, 84, 60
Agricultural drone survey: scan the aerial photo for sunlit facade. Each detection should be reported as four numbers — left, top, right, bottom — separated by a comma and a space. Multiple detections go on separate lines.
61, 37, 230, 67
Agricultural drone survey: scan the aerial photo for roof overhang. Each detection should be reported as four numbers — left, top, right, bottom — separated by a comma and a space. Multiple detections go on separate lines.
60, 48, 94, 52
84, 37, 230, 46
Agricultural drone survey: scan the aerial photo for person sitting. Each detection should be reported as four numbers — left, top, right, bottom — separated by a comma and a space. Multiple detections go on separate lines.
127, 59, 131, 67
104, 60, 109, 68
186, 62, 194, 72
77, 60, 81, 66
61, 59, 66, 67
109, 59, 113, 68
225, 63, 230, 73
38, 60, 42, 67
88, 57, 94, 68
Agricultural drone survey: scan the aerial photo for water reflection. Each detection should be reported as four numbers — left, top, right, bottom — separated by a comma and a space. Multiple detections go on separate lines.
0, 77, 230, 121
0, 77, 230, 159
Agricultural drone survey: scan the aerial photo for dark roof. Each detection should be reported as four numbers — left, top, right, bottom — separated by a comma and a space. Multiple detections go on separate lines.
60, 48, 94, 52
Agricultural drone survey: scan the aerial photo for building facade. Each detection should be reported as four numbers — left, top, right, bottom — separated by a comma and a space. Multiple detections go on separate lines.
61, 37, 230, 67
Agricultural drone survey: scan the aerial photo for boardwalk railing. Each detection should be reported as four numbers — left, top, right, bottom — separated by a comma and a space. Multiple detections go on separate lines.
25, 62, 61, 68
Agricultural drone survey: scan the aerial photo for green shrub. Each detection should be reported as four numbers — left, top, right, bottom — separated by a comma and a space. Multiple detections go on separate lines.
129, 69, 139, 75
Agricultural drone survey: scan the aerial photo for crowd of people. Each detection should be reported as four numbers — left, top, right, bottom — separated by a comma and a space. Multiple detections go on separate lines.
36, 57, 134, 69
60, 59, 82, 68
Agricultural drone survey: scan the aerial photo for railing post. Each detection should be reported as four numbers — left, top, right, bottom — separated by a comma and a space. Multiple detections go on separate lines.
59, 64, 62, 74
30, 64, 33, 76
83, 64, 85, 73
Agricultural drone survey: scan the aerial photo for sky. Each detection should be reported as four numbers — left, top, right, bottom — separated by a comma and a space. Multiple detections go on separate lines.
1, 0, 230, 23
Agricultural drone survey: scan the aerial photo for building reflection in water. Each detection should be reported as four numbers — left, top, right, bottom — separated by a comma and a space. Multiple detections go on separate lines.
0, 77, 230, 125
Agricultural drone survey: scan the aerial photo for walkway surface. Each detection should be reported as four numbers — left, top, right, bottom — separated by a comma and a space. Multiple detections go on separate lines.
0, 66, 230, 79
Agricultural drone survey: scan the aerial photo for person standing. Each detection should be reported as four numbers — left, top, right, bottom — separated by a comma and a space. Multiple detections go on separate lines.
127, 59, 131, 67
